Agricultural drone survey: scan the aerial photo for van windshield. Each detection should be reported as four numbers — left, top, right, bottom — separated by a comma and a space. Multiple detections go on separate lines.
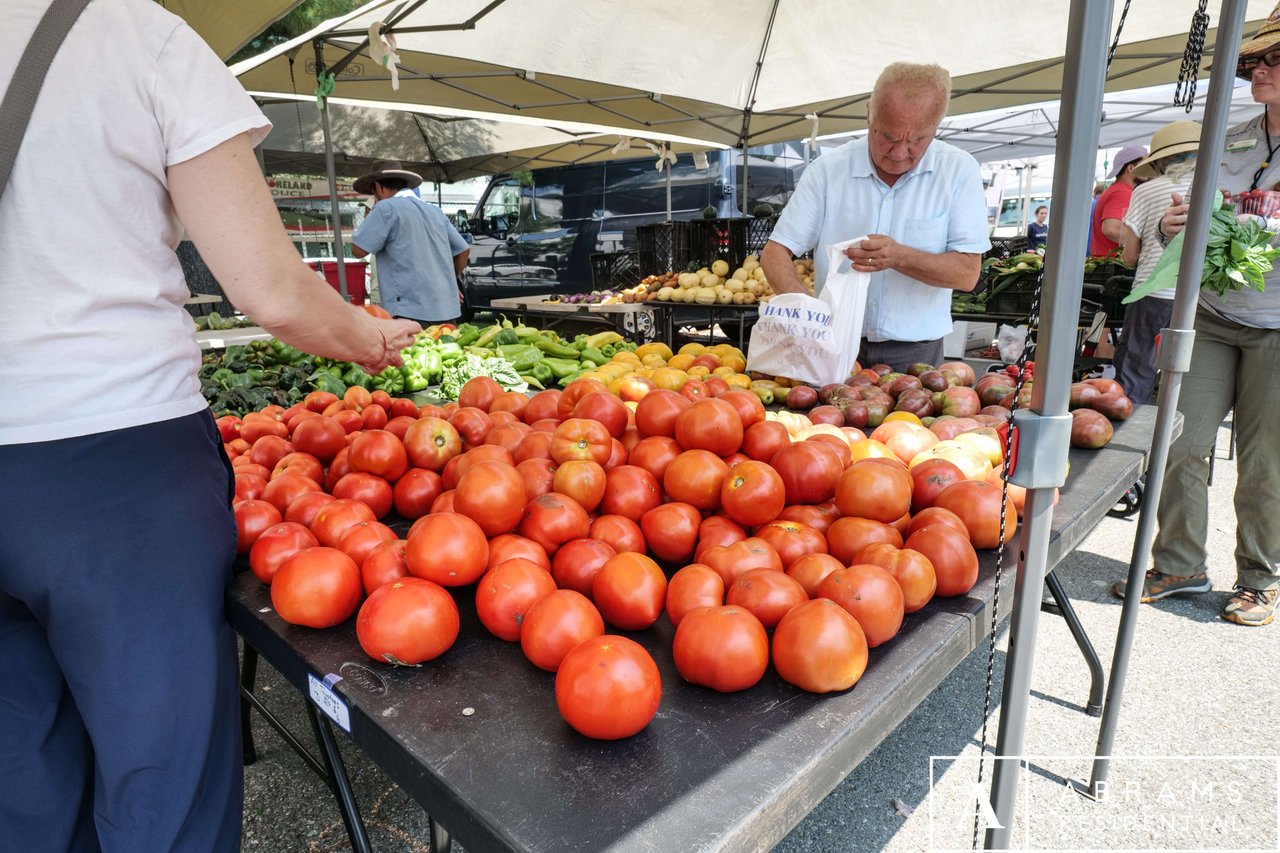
480, 178, 520, 233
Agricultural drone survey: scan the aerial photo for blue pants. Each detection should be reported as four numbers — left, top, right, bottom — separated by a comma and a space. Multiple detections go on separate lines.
0, 411, 242, 852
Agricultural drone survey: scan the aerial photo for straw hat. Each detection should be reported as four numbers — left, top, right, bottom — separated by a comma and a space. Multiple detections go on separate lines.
1239, 2, 1280, 59
1131, 121, 1202, 179
353, 160, 423, 195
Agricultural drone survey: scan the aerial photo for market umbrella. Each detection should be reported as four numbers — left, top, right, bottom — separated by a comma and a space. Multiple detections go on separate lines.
159, 0, 304, 61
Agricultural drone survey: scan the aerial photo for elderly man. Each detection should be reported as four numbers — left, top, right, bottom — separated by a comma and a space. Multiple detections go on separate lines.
351, 160, 470, 324
761, 62, 990, 372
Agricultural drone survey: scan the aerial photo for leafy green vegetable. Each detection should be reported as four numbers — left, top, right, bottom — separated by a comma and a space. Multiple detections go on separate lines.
439, 353, 528, 400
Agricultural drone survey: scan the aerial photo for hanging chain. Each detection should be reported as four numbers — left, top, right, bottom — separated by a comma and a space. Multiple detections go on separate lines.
288, 56, 304, 152
1174, 0, 1212, 112
1105, 0, 1135, 70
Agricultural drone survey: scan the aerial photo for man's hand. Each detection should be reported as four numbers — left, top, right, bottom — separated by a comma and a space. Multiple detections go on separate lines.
1161, 192, 1189, 237
845, 234, 904, 273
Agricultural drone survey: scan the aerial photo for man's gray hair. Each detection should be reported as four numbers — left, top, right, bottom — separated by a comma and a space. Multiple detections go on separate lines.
870, 63, 952, 124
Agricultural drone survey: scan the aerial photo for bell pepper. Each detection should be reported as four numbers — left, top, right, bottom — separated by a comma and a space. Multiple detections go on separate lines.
578, 347, 608, 367
343, 365, 375, 389
400, 366, 431, 393
372, 367, 405, 394
542, 357, 582, 380
308, 372, 347, 396
436, 341, 464, 363
496, 344, 542, 373
530, 361, 554, 386
532, 338, 581, 360
453, 324, 482, 347
494, 328, 520, 346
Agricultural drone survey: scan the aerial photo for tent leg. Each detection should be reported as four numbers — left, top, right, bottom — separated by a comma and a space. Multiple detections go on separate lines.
983, 0, 1113, 847
315, 40, 349, 302
1088, 0, 1249, 797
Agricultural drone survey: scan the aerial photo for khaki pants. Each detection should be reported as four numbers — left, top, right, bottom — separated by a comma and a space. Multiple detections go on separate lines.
1152, 307, 1280, 590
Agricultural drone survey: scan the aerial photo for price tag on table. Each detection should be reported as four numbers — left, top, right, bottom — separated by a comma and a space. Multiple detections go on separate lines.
307, 673, 351, 732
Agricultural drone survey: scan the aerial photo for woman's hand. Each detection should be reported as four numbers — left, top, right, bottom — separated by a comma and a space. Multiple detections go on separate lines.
1161, 192, 1190, 237
357, 316, 422, 373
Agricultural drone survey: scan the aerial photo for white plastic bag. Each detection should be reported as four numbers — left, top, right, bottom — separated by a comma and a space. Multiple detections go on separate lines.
746, 237, 871, 386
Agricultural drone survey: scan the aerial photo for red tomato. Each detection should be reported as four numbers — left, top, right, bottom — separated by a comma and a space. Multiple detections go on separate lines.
673, 605, 769, 692
637, 502, 700, 564
405, 512, 489, 587
663, 449, 729, 511
817, 564, 905, 647
717, 389, 766, 429
741, 420, 790, 462
486, 533, 550, 572
627, 436, 682, 483
770, 441, 844, 505
720, 460, 786, 527
523, 389, 563, 424
345, 430, 408, 482
249, 522, 318, 584
332, 409, 364, 435
835, 460, 912, 524
726, 568, 808, 628
332, 472, 394, 519
550, 418, 612, 465
361, 405, 389, 431
216, 415, 242, 442
285, 408, 319, 434
806, 434, 852, 468
588, 514, 645, 554
475, 558, 558, 642
529, 418, 560, 433
910, 458, 967, 513
240, 415, 288, 445
755, 520, 828, 569
419, 403, 449, 419
771, 599, 869, 693
515, 457, 556, 499
344, 388, 373, 412
457, 376, 503, 412
679, 379, 708, 402
356, 578, 459, 665
392, 468, 444, 519
304, 391, 338, 414
592, 552, 668, 631
552, 460, 607, 512
520, 590, 606, 672
324, 447, 351, 492
904, 524, 979, 597
555, 635, 662, 740
665, 564, 725, 627
361, 539, 410, 595
226, 438, 252, 458
490, 390, 530, 419
557, 379, 610, 419
694, 514, 747, 560
699, 537, 783, 588
634, 389, 691, 438
402, 417, 462, 471
336, 520, 398, 568
519, 492, 591, 555
673, 398, 743, 456
285, 490, 336, 528
599, 465, 661, 521
513, 430, 554, 463
857, 543, 937, 613
248, 435, 293, 473
235, 499, 283, 555
235, 472, 267, 503
933, 480, 1017, 549
603, 438, 628, 471
451, 407, 495, 447
271, 547, 364, 629
484, 422, 532, 457
310, 498, 377, 548
826, 517, 903, 565
573, 392, 629, 438
454, 462, 527, 537
453, 444, 514, 478
486, 409, 516, 427
907, 506, 970, 538
550, 538, 616, 597
786, 553, 846, 598
429, 490, 456, 514
389, 398, 420, 420
776, 503, 842, 535
268, 451, 321, 486
257, 473, 316, 515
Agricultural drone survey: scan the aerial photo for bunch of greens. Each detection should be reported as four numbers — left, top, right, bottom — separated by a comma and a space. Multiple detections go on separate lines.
1201, 207, 1279, 296
439, 353, 527, 400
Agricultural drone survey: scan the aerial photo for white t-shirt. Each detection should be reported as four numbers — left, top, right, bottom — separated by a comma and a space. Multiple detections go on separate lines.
1122, 173, 1194, 301
0, 0, 270, 443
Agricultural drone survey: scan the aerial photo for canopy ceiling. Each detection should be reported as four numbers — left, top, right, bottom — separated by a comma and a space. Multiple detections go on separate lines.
233, 0, 1275, 148
158, 0, 304, 60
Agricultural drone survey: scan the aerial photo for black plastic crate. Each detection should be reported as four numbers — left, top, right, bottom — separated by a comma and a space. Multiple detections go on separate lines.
590, 250, 643, 291
984, 235, 1028, 261
636, 221, 700, 274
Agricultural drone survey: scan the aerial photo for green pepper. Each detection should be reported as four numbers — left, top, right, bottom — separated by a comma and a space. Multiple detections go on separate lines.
436, 341, 464, 363
542, 357, 582, 380
418, 349, 443, 381
496, 344, 542, 373
308, 371, 347, 396
615, 341, 637, 352
372, 367, 405, 395
474, 324, 504, 348
530, 361, 554, 386
494, 328, 520, 346
208, 367, 237, 386
514, 325, 541, 341
436, 333, 457, 344
532, 338, 581, 360
520, 373, 545, 391
343, 365, 375, 389
601, 343, 618, 358
578, 346, 608, 367
453, 324, 482, 347
557, 368, 592, 387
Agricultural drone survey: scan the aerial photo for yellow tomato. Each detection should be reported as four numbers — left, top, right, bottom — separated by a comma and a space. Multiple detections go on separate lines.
882, 411, 923, 426
712, 365, 737, 377
635, 342, 673, 361
641, 353, 668, 368
667, 353, 696, 371
651, 367, 689, 391
687, 365, 711, 378
677, 343, 706, 357
724, 373, 752, 389
719, 355, 747, 374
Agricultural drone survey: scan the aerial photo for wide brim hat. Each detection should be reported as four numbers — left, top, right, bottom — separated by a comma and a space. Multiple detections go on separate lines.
1131, 120, 1202, 179
353, 159, 423, 195
1210, 2, 1280, 75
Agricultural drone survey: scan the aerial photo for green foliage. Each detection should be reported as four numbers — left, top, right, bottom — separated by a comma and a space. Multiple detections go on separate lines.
228, 0, 364, 64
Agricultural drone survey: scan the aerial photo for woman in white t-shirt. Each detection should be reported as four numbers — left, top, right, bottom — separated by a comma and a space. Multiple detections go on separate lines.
0, 2, 420, 849
1113, 121, 1202, 404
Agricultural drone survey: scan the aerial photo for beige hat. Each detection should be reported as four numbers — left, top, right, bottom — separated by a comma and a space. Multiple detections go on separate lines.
1131, 120, 1202, 179
353, 159, 423, 195
1239, 2, 1280, 59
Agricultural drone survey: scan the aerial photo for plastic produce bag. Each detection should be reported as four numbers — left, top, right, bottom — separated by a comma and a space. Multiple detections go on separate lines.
746, 237, 870, 386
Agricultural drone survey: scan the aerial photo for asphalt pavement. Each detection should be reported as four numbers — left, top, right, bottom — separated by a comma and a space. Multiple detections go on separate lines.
240, 421, 1279, 853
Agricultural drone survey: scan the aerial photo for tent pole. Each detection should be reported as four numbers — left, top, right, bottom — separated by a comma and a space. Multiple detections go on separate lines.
983, 0, 1112, 847
665, 158, 672, 221
1088, 0, 1249, 796
314, 40, 349, 302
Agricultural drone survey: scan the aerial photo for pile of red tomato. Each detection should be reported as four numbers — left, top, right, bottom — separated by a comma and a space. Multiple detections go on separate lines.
223, 375, 1017, 740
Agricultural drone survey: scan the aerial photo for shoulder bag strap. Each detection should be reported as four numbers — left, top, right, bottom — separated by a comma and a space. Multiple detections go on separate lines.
0, 0, 95, 204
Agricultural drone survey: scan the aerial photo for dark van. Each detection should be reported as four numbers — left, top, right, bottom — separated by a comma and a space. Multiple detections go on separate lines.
461, 145, 804, 307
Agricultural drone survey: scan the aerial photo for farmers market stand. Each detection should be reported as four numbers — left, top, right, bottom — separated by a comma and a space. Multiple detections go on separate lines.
227, 407, 1166, 853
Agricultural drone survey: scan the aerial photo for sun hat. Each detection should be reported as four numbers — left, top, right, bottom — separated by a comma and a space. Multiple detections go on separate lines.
1130, 121, 1202, 179
353, 159, 423, 195
1106, 144, 1149, 179
1238, 2, 1280, 58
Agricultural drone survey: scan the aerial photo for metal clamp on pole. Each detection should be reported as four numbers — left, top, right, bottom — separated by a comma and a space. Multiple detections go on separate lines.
1005, 408, 1072, 490
1154, 326, 1196, 374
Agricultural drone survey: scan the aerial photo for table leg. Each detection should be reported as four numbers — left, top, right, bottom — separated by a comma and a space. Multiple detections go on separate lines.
430, 818, 453, 853
1043, 572, 1105, 717
306, 700, 373, 853
240, 645, 258, 766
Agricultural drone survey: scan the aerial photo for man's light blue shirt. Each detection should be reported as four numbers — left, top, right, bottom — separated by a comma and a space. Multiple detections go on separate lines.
770, 137, 991, 342
353, 190, 469, 321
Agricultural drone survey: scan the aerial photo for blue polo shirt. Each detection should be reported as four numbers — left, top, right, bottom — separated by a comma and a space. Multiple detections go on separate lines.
770, 137, 990, 342
353, 190, 469, 321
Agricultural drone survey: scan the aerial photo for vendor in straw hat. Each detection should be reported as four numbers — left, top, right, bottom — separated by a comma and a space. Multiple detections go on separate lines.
1113, 5, 1280, 627
1111, 120, 1202, 405
351, 159, 471, 324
